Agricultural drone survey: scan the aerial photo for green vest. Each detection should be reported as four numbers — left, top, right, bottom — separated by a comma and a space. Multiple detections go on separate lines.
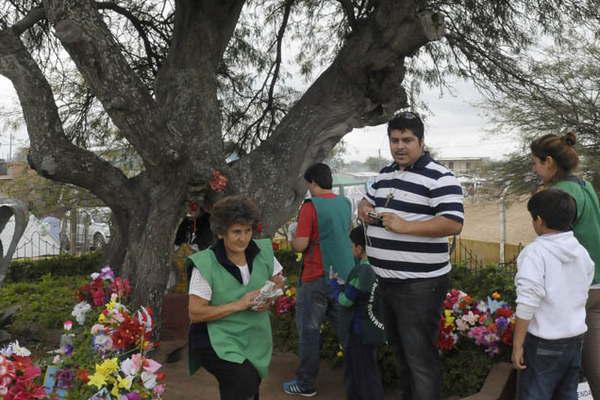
187, 239, 274, 377
554, 179, 600, 284
309, 196, 354, 281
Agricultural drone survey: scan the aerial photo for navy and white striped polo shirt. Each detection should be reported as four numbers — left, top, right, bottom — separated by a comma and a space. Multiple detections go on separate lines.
365, 153, 464, 281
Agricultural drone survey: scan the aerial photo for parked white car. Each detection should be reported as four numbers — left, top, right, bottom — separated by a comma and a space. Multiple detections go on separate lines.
61, 207, 111, 251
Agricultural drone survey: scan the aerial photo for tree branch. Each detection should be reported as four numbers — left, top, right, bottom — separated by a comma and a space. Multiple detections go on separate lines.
95, 1, 164, 74
338, 0, 358, 29
11, 6, 46, 35
42, 0, 180, 168
0, 27, 136, 210
232, 0, 443, 228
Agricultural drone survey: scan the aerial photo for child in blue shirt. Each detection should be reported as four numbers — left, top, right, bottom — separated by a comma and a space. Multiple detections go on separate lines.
330, 225, 385, 400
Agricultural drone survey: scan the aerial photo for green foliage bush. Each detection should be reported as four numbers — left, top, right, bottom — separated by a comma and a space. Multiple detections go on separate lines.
0, 274, 86, 350
6, 253, 103, 282
272, 262, 517, 397
450, 263, 516, 304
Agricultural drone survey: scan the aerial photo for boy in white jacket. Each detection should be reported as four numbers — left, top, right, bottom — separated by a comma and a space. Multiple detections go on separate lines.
513, 189, 594, 400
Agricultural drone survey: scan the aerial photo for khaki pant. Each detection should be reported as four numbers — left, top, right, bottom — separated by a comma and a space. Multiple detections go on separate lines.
584, 289, 600, 399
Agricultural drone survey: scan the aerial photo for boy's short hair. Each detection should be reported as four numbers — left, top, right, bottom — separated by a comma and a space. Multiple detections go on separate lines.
527, 189, 576, 231
350, 225, 366, 249
303, 163, 333, 189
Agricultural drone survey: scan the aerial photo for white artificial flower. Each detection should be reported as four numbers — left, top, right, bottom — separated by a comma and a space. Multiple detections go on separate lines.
0, 341, 31, 357
141, 371, 157, 389
71, 301, 92, 325
90, 272, 100, 280
120, 357, 140, 377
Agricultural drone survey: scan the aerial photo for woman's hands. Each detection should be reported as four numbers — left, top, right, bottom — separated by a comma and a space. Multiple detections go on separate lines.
236, 289, 260, 311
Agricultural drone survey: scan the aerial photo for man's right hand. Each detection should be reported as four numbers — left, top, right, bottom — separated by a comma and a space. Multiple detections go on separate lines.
358, 198, 376, 223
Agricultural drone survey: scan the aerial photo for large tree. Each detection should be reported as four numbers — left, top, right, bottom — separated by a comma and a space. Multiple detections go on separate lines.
0, 0, 597, 314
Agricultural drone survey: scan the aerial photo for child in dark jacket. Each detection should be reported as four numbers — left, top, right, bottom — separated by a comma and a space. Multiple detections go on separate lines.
330, 225, 385, 400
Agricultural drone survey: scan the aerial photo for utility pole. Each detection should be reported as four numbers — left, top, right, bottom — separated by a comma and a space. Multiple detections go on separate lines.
499, 186, 509, 265
8, 132, 13, 161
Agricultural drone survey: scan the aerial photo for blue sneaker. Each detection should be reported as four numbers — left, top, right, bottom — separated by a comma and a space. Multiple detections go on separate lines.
283, 380, 317, 397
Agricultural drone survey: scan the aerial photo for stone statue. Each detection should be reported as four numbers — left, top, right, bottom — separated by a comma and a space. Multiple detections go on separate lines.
0, 199, 28, 284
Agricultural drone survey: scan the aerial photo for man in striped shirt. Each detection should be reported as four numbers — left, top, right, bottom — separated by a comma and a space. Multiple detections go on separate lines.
358, 111, 464, 400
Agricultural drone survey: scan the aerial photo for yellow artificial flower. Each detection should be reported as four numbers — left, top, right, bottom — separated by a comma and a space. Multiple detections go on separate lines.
444, 310, 455, 328
97, 358, 119, 376
492, 291, 501, 300
118, 376, 133, 391
295, 252, 302, 262
98, 314, 107, 323
87, 372, 107, 389
106, 300, 116, 311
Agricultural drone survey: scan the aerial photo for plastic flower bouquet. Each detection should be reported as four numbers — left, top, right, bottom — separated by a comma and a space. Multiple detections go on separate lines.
77, 267, 132, 308
0, 341, 46, 399
46, 266, 165, 400
438, 289, 515, 356
86, 355, 165, 400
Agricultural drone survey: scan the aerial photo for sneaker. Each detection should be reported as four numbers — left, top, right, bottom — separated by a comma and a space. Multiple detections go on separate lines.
282, 380, 317, 397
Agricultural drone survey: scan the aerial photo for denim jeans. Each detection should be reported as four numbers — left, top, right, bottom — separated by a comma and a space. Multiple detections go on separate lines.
344, 332, 384, 400
518, 333, 584, 400
295, 277, 341, 389
380, 274, 449, 400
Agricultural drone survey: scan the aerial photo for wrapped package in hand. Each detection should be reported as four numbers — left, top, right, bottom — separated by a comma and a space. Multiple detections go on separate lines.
251, 280, 284, 310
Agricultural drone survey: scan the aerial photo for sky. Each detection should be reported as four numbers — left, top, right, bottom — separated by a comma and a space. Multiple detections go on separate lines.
0, 2, 525, 164
0, 74, 521, 164
342, 79, 520, 162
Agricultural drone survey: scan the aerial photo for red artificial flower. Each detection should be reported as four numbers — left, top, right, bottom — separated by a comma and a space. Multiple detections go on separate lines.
271, 241, 280, 251
111, 314, 147, 350
495, 307, 513, 318
275, 296, 296, 315
209, 170, 228, 192
501, 324, 513, 346
110, 277, 132, 299
76, 368, 89, 383
156, 372, 166, 381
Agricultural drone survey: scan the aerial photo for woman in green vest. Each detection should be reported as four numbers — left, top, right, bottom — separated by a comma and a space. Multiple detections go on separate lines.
187, 196, 284, 400
531, 132, 600, 398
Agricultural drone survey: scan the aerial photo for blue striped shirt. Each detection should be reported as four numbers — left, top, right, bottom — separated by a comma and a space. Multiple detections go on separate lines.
365, 153, 464, 280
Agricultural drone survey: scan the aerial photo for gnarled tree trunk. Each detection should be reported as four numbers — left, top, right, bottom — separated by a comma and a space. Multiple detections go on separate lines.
0, 0, 444, 324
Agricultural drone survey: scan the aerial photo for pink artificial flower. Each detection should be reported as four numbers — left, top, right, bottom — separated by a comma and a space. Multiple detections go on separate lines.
63, 321, 73, 331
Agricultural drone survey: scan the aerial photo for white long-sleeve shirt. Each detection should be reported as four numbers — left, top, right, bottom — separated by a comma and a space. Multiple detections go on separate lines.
515, 231, 594, 340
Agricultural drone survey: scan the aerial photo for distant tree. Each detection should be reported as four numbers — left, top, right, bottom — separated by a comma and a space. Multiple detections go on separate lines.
485, 34, 600, 190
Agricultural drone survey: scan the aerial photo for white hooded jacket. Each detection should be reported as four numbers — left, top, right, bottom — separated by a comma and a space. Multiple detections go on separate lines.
515, 231, 594, 339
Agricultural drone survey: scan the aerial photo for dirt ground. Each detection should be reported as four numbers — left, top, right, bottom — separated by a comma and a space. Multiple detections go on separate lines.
158, 340, 405, 400
461, 197, 536, 245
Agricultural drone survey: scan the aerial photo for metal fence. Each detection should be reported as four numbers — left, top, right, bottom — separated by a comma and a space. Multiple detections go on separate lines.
13, 230, 62, 259
450, 236, 522, 273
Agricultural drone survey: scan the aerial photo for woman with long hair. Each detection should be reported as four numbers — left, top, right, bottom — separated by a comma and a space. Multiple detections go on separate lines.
531, 132, 600, 397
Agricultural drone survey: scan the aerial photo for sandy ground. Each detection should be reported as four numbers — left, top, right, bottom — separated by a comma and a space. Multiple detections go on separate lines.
461, 197, 536, 245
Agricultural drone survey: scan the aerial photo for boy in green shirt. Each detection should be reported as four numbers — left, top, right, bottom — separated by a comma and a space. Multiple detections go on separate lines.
329, 225, 385, 400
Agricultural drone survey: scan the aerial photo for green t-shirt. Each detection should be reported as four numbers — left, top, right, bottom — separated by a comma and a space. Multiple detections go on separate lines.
554, 178, 600, 284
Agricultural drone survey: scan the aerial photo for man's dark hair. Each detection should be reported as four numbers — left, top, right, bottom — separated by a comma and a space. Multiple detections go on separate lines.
210, 195, 260, 236
303, 163, 333, 189
527, 189, 576, 232
349, 225, 366, 249
387, 111, 424, 140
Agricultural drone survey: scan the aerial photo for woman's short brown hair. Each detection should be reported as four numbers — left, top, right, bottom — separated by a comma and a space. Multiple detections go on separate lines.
530, 132, 579, 181
209, 195, 260, 236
